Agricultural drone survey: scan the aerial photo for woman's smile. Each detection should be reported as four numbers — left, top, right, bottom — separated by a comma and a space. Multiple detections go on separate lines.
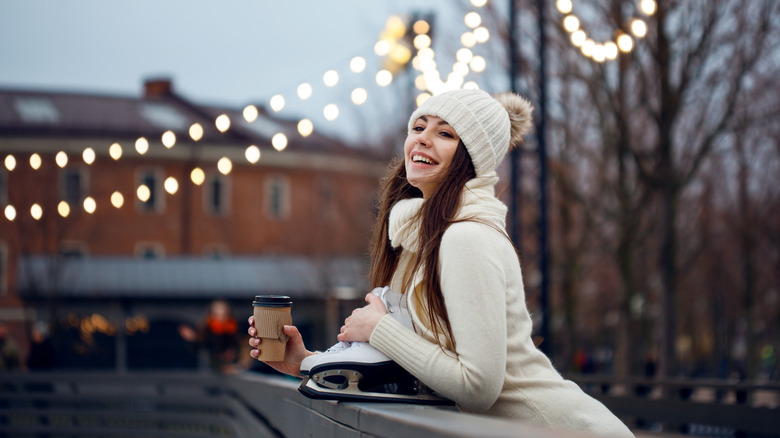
410, 151, 439, 166
404, 115, 460, 197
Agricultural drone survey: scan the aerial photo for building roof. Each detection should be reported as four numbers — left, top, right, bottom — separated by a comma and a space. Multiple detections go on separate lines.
17, 255, 369, 300
0, 80, 385, 160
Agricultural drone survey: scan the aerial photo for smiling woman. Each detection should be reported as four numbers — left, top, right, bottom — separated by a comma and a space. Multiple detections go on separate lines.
247, 89, 634, 436
404, 115, 461, 198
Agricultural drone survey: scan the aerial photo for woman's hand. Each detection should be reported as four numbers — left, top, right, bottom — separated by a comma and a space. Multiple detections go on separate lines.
248, 317, 313, 377
337, 292, 387, 343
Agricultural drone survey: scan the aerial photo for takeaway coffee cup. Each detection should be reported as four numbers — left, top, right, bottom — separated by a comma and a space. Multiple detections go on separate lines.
252, 295, 293, 362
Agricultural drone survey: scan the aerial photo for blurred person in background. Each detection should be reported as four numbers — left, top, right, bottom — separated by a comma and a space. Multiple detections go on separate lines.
180, 300, 241, 374
27, 321, 55, 370
0, 323, 21, 371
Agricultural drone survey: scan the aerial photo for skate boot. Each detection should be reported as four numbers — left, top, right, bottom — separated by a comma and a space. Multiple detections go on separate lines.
298, 286, 451, 405
299, 286, 410, 376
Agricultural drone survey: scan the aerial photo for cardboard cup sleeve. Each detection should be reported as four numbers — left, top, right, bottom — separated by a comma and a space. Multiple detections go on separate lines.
253, 307, 292, 343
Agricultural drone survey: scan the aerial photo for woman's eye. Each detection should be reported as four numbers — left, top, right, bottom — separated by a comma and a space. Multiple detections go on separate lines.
440, 131, 454, 138
412, 126, 424, 132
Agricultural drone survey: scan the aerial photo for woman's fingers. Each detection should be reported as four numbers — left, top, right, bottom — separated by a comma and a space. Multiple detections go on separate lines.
365, 293, 386, 311
247, 316, 256, 336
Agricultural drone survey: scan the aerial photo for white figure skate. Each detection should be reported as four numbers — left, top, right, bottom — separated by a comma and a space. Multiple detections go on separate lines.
298, 286, 451, 405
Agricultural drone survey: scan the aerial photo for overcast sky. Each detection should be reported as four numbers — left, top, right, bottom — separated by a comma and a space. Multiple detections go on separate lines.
0, 0, 487, 141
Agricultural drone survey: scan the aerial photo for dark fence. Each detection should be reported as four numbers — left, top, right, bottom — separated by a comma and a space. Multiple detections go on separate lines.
570, 374, 779, 437
0, 372, 273, 438
1, 371, 777, 437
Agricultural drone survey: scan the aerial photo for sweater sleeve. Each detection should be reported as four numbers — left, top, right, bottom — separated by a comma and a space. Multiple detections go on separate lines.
370, 222, 508, 411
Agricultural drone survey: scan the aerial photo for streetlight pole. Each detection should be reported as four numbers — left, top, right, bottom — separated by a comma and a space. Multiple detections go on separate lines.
536, 0, 551, 356
509, 0, 522, 251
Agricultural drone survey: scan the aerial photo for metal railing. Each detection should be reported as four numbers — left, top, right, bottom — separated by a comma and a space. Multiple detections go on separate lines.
569, 374, 779, 437
0, 372, 273, 438
3, 371, 777, 437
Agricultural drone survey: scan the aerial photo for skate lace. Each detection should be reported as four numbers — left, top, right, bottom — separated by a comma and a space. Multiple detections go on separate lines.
324, 341, 352, 353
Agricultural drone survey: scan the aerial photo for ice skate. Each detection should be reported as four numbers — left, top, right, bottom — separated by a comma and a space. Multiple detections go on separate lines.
298, 287, 452, 405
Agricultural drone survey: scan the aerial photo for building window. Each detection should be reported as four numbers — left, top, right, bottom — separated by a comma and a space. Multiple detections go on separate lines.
136, 168, 163, 213
203, 244, 230, 259
205, 173, 230, 216
0, 169, 7, 205
0, 242, 7, 295
265, 175, 290, 220
60, 167, 87, 207
135, 242, 164, 259
59, 241, 87, 258
318, 178, 337, 223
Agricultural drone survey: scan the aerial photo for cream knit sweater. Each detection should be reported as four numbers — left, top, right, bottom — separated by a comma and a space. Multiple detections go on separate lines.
369, 174, 633, 437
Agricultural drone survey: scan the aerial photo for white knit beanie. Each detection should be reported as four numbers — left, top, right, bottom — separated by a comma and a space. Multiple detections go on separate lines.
407, 89, 534, 176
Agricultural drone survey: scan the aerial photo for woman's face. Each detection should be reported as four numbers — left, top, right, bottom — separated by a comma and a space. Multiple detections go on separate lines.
404, 115, 460, 198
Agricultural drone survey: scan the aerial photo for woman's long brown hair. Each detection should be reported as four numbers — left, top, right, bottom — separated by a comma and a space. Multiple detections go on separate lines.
369, 142, 476, 348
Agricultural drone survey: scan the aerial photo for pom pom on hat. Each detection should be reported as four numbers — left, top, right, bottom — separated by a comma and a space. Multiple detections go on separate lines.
408, 89, 533, 176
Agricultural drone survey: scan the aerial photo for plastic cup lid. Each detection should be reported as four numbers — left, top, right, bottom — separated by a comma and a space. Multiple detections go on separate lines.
252, 295, 292, 307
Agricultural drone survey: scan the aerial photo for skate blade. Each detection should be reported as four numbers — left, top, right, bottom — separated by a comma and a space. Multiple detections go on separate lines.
298, 374, 454, 405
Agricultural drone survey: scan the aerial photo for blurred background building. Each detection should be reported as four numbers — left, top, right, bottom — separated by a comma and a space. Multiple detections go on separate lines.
0, 78, 387, 371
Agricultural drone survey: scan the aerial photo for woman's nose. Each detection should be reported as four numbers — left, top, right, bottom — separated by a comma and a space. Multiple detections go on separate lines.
417, 129, 433, 147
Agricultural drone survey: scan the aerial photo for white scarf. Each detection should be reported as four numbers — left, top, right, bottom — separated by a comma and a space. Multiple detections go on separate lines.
388, 172, 508, 252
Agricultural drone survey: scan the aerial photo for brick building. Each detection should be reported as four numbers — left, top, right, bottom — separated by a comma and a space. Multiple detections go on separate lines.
0, 79, 389, 370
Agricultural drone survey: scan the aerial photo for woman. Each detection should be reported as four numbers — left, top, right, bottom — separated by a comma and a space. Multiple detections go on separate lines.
248, 89, 633, 436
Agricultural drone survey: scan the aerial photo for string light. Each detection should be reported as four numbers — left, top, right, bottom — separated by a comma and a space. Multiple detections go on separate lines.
563, 15, 580, 32
4, 205, 16, 221
461, 31, 477, 48
111, 191, 124, 208
55, 151, 68, 168
83, 196, 97, 214
470, 56, 487, 73
82, 147, 96, 165
349, 56, 366, 73
413, 20, 430, 35
57, 201, 70, 218
351, 88, 368, 105
473, 27, 490, 43
11, 5, 500, 209
323, 104, 339, 121
456, 48, 474, 63
30, 153, 42, 170
109, 143, 122, 160
617, 33, 634, 52
30, 203, 43, 220
189, 123, 204, 141
245, 145, 261, 163
136, 185, 151, 202
272, 133, 288, 151
640, 0, 656, 15
464, 12, 482, 28
4, 155, 16, 171
557, 0, 655, 61
414, 34, 432, 50
135, 137, 149, 155
215, 114, 231, 133
164, 176, 179, 194
297, 83, 313, 100
162, 130, 176, 148
217, 157, 232, 175
270, 95, 285, 112
297, 119, 314, 137
243, 104, 259, 122
323, 70, 339, 87
190, 168, 205, 185
631, 19, 647, 37
557, 0, 573, 14
376, 70, 393, 87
